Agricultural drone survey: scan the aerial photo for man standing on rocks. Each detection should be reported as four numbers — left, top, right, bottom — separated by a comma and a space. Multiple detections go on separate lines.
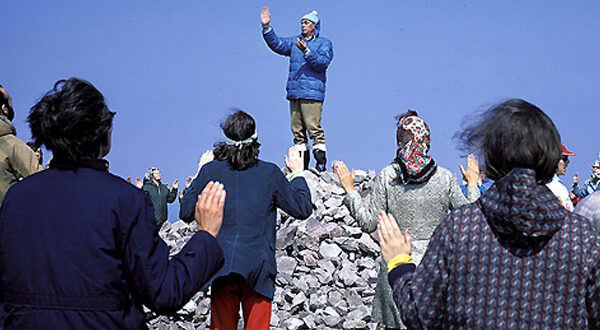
139, 167, 178, 226
0, 84, 42, 203
261, 6, 333, 172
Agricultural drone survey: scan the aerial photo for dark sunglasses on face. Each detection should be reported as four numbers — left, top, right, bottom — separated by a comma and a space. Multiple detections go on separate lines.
561, 155, 569, 162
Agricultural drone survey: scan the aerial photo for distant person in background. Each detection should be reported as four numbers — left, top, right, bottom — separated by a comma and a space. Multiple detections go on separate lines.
380, 98, 600, 328
0, 84, 42, 203
572, 153, 600, 199
141, 167, 178, 226
180, 110, 312, 330
261, 6, 333, 172
0, 77, 225, 328
26, 141, 43, 166
333, 110, 480, 329
546, 144, 576, 211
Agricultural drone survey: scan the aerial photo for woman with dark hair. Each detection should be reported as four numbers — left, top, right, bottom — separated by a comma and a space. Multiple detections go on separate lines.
0, 78, 226, 329
380, 99, 600, 328
179, 110, 312, 329
333, 110, 481, 329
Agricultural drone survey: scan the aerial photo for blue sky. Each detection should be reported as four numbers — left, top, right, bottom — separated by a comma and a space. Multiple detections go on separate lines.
3, 1, 599, 221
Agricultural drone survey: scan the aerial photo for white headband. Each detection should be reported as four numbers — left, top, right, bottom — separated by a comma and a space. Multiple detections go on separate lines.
224, 130, 258, 149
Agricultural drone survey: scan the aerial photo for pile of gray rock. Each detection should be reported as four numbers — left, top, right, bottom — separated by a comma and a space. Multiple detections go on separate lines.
149, 169, 382, 329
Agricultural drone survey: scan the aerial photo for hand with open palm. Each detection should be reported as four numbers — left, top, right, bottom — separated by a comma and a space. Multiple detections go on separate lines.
260, 6, 271, 26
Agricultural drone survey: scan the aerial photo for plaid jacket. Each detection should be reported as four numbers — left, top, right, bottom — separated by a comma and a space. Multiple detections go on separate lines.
389, 168, 600, 329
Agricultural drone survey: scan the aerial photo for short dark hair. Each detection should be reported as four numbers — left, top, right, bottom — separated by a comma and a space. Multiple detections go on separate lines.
455, 98, 561, 184
28, 78, 115, 164
0, 88, 14, 121
213, 110, 260, 170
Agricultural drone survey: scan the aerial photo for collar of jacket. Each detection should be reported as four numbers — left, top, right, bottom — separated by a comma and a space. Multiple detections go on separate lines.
478, 168, 567, 239
393, 158, 438, 185
0, 115, 16, 137
49, 158, 109, 171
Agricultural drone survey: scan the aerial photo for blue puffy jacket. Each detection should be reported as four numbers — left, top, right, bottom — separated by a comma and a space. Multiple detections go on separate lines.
263, 20, 333, 101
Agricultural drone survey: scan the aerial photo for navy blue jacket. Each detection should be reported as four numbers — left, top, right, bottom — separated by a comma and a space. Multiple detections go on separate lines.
0, 160, 224, 329
180, 160, 312, 299
263, 19, 333, 101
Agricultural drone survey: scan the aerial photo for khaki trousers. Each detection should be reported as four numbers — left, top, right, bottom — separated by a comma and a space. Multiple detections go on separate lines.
289, 99, 326, 148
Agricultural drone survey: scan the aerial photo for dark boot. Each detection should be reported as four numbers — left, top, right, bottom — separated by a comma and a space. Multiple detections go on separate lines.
313, 149, 327, 172
302, 149, 310, 170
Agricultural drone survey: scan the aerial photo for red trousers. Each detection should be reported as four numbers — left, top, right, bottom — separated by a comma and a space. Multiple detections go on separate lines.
210, 274, 272, 330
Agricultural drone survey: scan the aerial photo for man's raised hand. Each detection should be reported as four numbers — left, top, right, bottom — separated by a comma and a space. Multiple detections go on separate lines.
285, 146, 303, 172
195, 181, 226, 237
295, 38, 307, 52
377, 212, 412, 264
185, 176, 193, 189
261, 6, 271, 26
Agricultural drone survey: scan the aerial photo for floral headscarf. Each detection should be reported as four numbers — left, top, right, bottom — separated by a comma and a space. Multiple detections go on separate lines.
394, 113, 437, 184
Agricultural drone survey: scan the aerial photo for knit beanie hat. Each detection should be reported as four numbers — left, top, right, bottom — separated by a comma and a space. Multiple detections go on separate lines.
301, 10, 319, 24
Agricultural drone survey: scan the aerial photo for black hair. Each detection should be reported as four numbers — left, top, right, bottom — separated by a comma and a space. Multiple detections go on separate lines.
28, 78, 115, 164
454, 98, 561, 184
0, 88, 14, 121
213, 110, 260, 171
26, 141, 43, 165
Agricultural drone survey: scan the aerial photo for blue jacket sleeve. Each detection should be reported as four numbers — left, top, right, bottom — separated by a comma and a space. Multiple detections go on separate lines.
304, 39, 333, 72
124, 194, 224, 314
273, 168, 313, 220
263, 26, 294, 57
573, 181, 591, 199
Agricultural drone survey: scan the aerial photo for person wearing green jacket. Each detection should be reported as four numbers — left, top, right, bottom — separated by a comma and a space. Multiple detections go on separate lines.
0, 84, 43, 204
140, 167, 178, 226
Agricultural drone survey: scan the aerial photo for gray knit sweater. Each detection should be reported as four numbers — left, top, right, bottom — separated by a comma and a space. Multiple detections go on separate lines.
343, 164, 480, 328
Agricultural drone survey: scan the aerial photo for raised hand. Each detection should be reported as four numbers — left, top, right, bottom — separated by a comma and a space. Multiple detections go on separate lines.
185, 176, 193, 189
333, 161, 355, 193
295, 38, 307, 52
285, 146, 303, 172
195, 181, 226, 237
460, 154, 480, 186
135, 177, 143, 189
260, 6, 271, 26
377, 211, 412, 264
172, 179, 179, 190
198, 150, 214, 175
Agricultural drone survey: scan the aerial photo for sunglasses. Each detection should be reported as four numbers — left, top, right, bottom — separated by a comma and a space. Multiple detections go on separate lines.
561, 155, 569, 162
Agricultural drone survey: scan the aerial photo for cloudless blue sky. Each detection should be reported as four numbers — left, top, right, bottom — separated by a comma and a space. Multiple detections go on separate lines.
3, 1, 599, 221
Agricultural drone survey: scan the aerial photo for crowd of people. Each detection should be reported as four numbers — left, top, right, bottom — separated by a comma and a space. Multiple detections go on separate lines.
0, 7, 599, 330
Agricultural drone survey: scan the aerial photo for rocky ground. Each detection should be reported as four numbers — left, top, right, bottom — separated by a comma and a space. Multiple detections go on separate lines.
149, 169, 382, 329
